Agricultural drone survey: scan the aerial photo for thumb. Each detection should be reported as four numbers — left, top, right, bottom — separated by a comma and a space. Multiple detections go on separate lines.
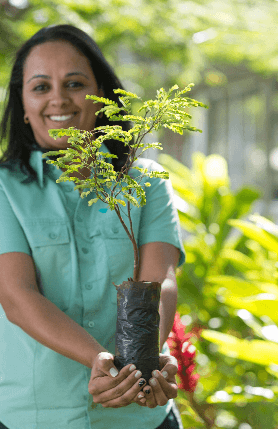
97, 352, 119, 378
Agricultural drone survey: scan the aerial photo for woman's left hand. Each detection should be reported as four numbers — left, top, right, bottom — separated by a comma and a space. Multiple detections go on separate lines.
132, 353, 178, 408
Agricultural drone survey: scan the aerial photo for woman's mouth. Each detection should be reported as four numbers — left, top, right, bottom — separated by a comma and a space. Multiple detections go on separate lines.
47, 112, 77, 122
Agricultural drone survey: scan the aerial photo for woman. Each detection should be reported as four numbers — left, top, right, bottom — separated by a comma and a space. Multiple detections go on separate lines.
0, 25, 185, 429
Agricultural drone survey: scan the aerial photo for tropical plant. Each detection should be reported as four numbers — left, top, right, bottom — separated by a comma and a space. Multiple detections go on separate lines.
201, 215, 278, 429
158, 153, 278, 428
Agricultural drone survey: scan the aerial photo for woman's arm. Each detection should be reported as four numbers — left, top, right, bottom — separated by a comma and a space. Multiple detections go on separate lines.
0, 252, 107, 368
138, 241, 180, 350
0, 252, 148, 407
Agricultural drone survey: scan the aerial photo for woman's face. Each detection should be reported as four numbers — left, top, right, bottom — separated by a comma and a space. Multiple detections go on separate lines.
22, 40, 103, 150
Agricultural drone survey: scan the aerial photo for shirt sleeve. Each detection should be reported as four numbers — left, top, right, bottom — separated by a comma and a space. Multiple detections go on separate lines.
0, 185, 31, 256
138, 160, 185, 267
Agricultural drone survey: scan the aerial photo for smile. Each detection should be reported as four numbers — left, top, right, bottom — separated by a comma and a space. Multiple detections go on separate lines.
48, 113, 77, 122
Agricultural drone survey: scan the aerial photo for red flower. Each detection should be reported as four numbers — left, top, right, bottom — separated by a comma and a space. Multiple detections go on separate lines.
167, 312, 200, 392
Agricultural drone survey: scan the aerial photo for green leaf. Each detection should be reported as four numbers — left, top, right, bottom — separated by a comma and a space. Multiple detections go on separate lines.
85, 95, 118, 106
202, 329, 278, 366
206, 275, 266, 297
228, 219, 278, 254
249, 214, 278, 238
219, 249, 259, 271
224, 294, 278, 323
123, 192, 140, 208
88, 198, 99, 206
180, 412, 204, 428
115, 199, 126, 207
113, 89, 141, 99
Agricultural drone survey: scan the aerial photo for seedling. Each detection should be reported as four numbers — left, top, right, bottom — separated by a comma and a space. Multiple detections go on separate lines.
42, 84, 206, 281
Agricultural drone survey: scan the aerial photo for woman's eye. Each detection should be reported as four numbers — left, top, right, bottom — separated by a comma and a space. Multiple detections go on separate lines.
33, 84, 48, 92
67, 81, 84, 88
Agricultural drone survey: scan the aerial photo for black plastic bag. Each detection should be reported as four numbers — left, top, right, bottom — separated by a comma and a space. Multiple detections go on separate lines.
114, 280, 161, 382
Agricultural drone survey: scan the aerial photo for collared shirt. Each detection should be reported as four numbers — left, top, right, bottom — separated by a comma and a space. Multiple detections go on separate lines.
0, 145, 185, 429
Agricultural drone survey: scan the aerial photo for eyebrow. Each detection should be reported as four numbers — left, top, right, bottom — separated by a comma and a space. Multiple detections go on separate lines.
26, 71, 90, 84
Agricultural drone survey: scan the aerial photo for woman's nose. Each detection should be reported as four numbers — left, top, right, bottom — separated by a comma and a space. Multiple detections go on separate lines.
49, 86, 71, 107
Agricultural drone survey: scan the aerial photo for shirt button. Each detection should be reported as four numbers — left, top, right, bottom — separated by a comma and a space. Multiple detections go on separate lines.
49, 232, 58, 239
88, 321, 95, 328
85, 283, 93, 290
76, 215, 83, 222
112, 226, 119, 234
82, 248, 89, 254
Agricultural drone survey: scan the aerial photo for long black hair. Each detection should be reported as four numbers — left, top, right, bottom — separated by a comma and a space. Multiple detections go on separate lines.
0, 24, 130, 181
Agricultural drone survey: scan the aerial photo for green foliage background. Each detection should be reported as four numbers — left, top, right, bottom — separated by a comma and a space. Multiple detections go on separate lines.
1, 0, 278, 96
159, 153, 278, 428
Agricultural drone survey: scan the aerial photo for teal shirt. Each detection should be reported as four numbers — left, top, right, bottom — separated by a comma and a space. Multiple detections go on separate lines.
0, 145, 185, 429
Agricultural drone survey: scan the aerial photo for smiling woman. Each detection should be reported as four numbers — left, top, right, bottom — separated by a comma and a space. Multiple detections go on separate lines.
22, 41, 103, 151
0, 25, 130, 179
0, 24, 184, 429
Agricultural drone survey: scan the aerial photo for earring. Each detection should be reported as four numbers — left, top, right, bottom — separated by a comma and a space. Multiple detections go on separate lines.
24, 116, 29, 124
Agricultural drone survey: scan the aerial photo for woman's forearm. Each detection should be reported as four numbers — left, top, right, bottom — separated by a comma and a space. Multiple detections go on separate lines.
7, 288, 106, 368
159, 274, 178, 351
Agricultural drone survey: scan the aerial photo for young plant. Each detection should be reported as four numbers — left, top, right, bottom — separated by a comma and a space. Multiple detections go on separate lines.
42, 84, 207, 282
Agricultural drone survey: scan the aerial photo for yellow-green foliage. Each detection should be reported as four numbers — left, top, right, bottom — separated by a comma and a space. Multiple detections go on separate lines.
159, 153, 278, 429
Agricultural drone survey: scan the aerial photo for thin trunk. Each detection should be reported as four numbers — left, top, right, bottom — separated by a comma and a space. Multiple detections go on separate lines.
126, 198, 139, 281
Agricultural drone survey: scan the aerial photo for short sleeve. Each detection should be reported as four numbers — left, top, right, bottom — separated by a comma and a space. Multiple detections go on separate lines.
138, 161, 185, 267
0, 185, 31, 256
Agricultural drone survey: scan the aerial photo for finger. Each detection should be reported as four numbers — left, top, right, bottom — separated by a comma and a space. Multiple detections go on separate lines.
99, 376, 147, 408
150, 370, 178, 402
96, 352, 119, 378
93, 368, 146, 404
132, 391, 147, 407
142, 385, 157, 409
159, 355, 178, 375
89, 364, 137, 396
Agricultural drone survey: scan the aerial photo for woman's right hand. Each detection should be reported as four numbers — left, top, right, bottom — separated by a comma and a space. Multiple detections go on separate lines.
88, 352, 147, 408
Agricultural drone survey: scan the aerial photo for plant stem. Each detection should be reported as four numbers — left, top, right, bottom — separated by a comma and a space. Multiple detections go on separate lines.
187, 392, 215, 428
114, 204, 132, 242
126, 194, 139, 281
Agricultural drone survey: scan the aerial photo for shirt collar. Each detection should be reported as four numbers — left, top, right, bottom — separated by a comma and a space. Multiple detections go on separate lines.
28, 143, 112, 189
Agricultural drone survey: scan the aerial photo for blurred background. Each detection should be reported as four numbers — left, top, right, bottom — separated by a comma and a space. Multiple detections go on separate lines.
1, 1, 278, 428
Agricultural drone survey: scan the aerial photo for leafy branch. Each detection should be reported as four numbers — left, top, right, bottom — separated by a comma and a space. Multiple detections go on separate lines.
42, 84, 207, 281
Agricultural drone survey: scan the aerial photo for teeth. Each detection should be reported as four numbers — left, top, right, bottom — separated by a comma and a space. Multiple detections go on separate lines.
49, 114, 75, 122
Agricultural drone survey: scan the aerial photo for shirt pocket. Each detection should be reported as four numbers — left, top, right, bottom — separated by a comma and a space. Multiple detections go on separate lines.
23, 219, 72, 311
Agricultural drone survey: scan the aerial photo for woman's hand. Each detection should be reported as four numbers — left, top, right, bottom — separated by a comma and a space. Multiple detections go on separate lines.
88, 352, 148, 408
134, 353, 178, 408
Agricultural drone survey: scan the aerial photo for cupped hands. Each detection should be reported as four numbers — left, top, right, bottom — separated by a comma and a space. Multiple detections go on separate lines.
88, 352, 178, 409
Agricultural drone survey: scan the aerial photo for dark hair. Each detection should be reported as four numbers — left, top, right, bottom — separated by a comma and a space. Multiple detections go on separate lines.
0, 24, 130, 181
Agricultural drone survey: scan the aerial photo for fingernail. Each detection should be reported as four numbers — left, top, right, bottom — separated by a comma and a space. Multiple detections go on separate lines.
129, 364, 136, 372
135, 370, 142, 379
150, 378, 157, 386
152, 370, 159, 378
139, 379, 146, 387
145, 389, 151, 394
138, 392, 144, 398
109, 368, 119, 378
162, 371, 168, 378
